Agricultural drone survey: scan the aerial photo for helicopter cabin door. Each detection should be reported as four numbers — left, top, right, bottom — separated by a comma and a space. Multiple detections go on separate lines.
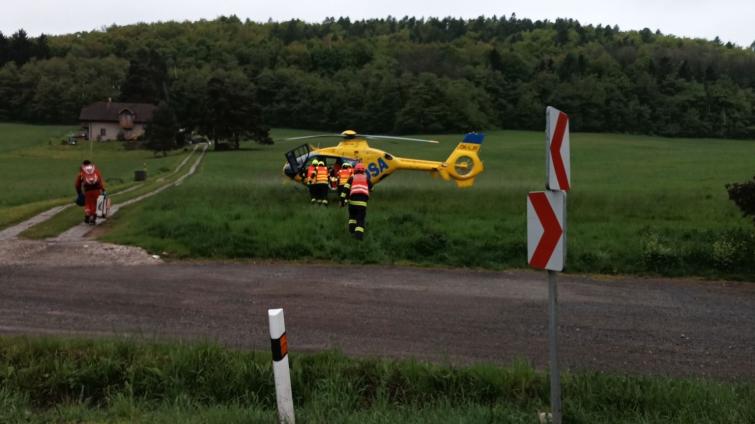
284, 144, 312, 176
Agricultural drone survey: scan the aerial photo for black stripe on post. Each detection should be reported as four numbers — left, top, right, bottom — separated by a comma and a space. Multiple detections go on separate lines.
271, 332, 288, 361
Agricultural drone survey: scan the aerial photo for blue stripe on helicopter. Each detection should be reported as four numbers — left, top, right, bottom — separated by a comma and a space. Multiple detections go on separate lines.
463, 133, 485, 144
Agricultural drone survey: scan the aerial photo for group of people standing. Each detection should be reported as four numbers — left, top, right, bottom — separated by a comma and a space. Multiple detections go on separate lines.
304, 157, 372, 240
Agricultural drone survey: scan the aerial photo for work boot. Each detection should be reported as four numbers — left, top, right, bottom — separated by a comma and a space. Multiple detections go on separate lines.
84, 216, 90, 224
90, 216, 97, 225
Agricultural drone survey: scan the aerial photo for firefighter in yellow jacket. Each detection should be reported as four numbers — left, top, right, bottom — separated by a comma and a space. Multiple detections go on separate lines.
305, 158, 318, 203
341, 163, 373, 240
336, 162, 353, 206
310, 160, 330, 206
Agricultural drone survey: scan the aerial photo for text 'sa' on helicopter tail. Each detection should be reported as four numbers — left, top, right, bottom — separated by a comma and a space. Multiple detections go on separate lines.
442, 132, 485, 188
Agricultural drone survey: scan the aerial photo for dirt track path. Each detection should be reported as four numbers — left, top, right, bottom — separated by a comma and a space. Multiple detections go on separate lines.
54, 144, 207, 241
1, 262, 753, 381
0, 144, 205, 242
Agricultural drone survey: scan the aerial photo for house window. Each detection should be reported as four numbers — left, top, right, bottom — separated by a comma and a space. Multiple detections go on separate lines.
100, 128, 107, 137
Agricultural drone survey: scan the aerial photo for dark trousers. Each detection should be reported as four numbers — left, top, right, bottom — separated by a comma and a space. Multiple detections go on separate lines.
348, 196, 368, 239
315, 184, 329, 205
308, 184, 317, 203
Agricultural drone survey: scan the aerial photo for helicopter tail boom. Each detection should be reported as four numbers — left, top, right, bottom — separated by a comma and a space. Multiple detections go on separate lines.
391, 133, 485, 187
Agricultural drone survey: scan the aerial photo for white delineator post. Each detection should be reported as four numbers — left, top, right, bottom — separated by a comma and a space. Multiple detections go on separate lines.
268, 308, 295, 424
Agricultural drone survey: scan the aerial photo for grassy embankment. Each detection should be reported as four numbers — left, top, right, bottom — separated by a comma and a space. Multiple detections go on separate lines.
99, 129, 755, 280
0, 337, 752, 423
0, 123, 191, 231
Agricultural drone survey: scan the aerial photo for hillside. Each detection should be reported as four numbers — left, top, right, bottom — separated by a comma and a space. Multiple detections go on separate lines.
0, 15, 754, 137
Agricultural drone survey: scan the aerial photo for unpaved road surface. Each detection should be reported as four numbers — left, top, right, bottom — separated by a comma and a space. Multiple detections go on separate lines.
1, 261, 753, 381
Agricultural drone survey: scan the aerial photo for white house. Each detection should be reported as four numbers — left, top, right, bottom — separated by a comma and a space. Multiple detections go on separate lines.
79, 100, 157, 141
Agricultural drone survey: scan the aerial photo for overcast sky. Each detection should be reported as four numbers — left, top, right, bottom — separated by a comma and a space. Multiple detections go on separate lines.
2, 0, 754, 47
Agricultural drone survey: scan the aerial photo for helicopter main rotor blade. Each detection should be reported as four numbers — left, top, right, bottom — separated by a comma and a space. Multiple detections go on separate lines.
282, 133, 440, 144
282, 134, 342, 141
362, 134, 440, 144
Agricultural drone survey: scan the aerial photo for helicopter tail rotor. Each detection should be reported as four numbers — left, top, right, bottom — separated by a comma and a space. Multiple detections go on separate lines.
439, 133, 485, 188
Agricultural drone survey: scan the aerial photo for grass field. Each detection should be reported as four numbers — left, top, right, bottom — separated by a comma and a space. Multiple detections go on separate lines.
96, 129, 755, 279
0, 123, 191, 229
0, 337, 752, 423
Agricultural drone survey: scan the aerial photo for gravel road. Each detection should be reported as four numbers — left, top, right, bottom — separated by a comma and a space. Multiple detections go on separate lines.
1, 260, 753, 381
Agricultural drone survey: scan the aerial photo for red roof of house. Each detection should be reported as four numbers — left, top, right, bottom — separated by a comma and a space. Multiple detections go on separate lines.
79, 101, 157, 123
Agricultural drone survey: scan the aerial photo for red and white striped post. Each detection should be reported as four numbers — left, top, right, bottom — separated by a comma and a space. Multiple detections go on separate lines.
268, 308, 295, 424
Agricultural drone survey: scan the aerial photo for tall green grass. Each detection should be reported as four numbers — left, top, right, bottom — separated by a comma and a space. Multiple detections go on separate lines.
102, 130, 755, 279
0, 337, 752, 423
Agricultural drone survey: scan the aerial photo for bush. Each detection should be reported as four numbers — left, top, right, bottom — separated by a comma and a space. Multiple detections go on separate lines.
712, 237, 742, 269
641, 233, 678, 273
726, 176, 755, 224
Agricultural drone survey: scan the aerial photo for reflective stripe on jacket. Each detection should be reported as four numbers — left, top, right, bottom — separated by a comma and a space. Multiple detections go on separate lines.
338, 168, 353, 185
349, 173, 370, 196
315, 166, 329, 184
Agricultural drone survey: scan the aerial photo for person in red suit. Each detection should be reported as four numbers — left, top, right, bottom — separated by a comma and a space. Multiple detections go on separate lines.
75, 160, 106, 225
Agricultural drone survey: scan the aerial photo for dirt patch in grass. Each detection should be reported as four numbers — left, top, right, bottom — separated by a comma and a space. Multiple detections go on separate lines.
0, 239, 160, 266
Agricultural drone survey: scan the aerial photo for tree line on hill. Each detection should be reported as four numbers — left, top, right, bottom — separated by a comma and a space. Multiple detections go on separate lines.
0, 15, 754, 140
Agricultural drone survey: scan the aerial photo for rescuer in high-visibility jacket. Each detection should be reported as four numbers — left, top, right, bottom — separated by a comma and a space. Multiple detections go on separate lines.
74, 160, 106, 225
337, 162, 353, 206
305, 158, 318, 203
328, 163, 339, 191
305, 158, 317, 184
341, 163, 373, 240
311, 160, 330, 206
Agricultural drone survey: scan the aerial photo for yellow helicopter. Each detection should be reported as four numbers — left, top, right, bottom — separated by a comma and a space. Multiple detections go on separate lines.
282, 130, 485, 188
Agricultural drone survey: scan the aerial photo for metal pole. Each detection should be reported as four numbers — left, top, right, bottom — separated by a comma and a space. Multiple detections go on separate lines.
548, 270, 562, 424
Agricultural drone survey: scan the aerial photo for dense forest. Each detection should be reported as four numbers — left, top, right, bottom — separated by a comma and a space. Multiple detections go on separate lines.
0, 15, 754, 138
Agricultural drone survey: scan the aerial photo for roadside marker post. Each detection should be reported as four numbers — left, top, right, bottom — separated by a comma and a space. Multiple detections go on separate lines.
528, 106, 571, 424
268, 308, 295, 424
546, 106, 571, 192
527, 191, 566, 272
